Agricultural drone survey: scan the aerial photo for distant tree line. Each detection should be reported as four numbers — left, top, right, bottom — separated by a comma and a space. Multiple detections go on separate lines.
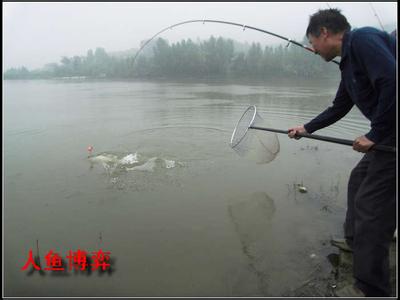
4, 36, 339, 80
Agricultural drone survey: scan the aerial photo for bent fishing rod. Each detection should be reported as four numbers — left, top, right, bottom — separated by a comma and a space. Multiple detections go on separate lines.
132, 19, 340, 65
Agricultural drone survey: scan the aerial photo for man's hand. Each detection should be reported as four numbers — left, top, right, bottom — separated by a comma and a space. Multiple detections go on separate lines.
288, 125, 307, 139
353, 135, 375, 153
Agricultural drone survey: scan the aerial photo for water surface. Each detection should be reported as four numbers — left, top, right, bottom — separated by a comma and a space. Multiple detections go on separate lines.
4, 78, 370, 296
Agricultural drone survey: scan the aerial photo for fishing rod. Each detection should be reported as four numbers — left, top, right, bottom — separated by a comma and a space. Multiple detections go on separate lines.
369, 3, 385, 31
132, 19, 340, 66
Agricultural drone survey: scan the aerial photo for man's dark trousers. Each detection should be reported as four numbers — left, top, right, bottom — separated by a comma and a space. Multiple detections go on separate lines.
344, 150, 396, 296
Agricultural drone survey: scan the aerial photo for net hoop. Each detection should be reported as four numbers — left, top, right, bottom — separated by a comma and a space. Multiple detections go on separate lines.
230, 105, 257, 148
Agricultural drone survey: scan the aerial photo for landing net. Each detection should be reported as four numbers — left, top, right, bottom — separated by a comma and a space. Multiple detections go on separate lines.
230, 105, 280, 164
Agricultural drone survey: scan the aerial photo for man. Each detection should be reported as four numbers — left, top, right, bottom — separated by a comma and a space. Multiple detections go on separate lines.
288, 9, 396, 297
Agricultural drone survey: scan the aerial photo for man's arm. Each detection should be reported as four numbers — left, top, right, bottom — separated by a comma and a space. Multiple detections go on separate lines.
303, 79, 354, 134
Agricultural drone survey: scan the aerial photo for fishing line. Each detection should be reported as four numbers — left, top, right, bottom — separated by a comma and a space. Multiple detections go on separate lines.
369, 3, 385, 31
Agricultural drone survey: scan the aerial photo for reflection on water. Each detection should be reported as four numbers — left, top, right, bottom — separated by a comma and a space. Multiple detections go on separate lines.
228, 192, 276, 295
229, 192, 276, 248
4, 79, 370, 296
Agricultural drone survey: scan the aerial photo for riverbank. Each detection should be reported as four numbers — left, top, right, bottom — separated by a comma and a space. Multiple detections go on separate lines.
287, 240, 397, 297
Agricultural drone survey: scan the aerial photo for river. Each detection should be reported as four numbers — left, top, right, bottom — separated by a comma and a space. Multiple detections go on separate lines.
4, 78, 371, 296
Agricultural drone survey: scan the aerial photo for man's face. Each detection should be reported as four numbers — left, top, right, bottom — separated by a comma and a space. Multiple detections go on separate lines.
308, 27, 337, 62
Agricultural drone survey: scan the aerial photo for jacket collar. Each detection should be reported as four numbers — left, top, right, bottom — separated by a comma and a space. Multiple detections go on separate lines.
339, 30, 351, 70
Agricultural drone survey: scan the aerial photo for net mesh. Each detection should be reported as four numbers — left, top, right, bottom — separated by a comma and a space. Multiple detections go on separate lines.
230, 106, 280, 164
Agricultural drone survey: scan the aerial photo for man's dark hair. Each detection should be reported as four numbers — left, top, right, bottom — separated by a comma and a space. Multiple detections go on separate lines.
306, 8, 351, 37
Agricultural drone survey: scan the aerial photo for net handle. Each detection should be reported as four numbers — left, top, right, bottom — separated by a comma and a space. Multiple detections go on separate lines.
249, 126, 396, 153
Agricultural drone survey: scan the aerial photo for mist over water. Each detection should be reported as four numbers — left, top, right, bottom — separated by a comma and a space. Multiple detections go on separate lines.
4, 78, 370, 296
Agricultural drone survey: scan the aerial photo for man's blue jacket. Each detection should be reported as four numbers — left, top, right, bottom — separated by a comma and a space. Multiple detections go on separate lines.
304, 27, 396, 146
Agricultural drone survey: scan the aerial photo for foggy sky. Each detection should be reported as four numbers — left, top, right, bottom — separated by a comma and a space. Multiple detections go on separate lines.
3, 2, 397, 71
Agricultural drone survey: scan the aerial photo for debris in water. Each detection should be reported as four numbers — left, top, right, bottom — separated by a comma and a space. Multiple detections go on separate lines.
300, 145, 319, 151
321, 205, 331, 212
297, 184, 307, 193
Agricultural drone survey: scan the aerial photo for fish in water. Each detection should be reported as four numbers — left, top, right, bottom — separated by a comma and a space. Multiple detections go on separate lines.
88, 151, 180, 173
89, 153, 120, 164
